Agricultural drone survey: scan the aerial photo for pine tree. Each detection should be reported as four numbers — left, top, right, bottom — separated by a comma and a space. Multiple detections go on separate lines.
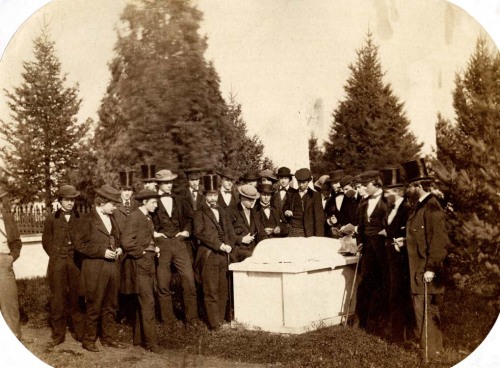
94, 0, 233, 174
435, 37, 500, 295
309, 133, 327, 177
0, 29, 90, 205
323, 33, 422, 174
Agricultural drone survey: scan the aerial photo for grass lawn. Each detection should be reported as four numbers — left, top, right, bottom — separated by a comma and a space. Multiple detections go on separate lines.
17, 277, 498, 367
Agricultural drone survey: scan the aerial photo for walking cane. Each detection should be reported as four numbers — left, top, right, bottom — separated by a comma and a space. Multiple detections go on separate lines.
424, 280, 429, 364
344, 252, 361, 327
227, 253, 233, 328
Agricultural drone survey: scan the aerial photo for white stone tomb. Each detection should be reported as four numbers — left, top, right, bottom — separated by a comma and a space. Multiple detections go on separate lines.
229, 237, 359, 334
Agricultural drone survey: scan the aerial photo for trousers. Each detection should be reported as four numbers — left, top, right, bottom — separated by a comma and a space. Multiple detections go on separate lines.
0, 254, 21, 338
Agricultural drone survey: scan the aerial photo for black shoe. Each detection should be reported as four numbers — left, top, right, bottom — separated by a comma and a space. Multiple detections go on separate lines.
82, 343, 100, 352
71, 332, 82, 342
46, 338, 64, 349
147, 345, 163, 354
101, 340, 126, 349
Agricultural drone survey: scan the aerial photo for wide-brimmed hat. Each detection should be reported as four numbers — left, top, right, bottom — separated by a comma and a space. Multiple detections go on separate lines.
339, 175, 354, 188
217, 167, 239, 181
257, 183, 275, 194
313, 175, 331, 190
352, 174, 362, 186
238, 184, 260, 200
155, 169, 178, 182
259, 169, 278, 182
202, 174, 219, 192
141, 164, 156, 182
134, 189, 160, 200
184, 167, 202, 180
95, 184, 121, 203
326, 170, 344, 183
240, 171, 261, 182
379, 167, 404, 188
119, 170, 134, 190
359, 170, 380, 184
401, 158, 432, 183
295, 168, 312, 181
56, 185, 80, 199
276, 167, 293, 178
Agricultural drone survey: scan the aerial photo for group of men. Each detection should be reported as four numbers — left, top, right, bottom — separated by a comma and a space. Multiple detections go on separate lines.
0, 157, 448, 362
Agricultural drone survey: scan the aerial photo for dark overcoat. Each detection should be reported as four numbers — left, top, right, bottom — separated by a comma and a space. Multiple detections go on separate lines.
283, 188, 325, 237
113, 199, 140, 236
406, 195, 449, 295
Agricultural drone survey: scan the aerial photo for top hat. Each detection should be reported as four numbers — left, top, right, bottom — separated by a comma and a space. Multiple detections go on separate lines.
326, 170, 344, 183
141, 164, 156, 182
155, 169, 178, 182
95, 184, 121, 203
401, 158, 432, 183
240, 171, 261, 182
339, 175, 354, 188
135, 189, 160, 201
313, 175, 331, 190
359, 170, 380, 184
119, 170, 134, 190
202, 174, 219, 192
257, 183, 275, 194
276, 167, 293, 178
184, 167, 202, 180
217, 167, 239, 181
238, 184, 260, 200
379, 167, 404, 188
295, 168, 312, 181
259, 169, 278, 182
56, 185, 80, 199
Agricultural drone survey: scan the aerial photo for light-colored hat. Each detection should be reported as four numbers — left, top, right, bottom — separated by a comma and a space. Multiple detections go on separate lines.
238, 184, 260, 200
313, 175, 330, 190
155, 169, 178, 182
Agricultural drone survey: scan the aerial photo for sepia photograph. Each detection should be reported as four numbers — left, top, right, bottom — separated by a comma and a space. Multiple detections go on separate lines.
0, 0, 499, 367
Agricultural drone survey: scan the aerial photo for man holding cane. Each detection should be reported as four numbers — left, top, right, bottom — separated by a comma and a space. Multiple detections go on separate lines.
402, 158, 448, 364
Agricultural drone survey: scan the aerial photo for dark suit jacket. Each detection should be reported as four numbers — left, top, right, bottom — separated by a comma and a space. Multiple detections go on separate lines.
283, 188, 325, 237
322, 195, 337, 237
233, 203, 267, 247
335, 194, 359, 226
77, 209, 119, 299
193, 202, 235, 282
386, 199, 410, 241
217, 188, 239, 222
357, 194, 389, 244
152, 194, 191, 236
0, 209, 21, 261
406, 195, 449, 295
254, 203, 289, 238
121, 208, 155, 294
273, 186, 297, 215
181, 188, 204, 213
114, 199, 140, 235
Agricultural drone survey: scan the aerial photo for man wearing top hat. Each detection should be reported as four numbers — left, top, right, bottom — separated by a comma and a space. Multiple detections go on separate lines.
193, 174, 236, 330
77, 185, 125, 352
255, 183, 289, 238
401, 158, 448, 362
152, 169, 199, 327
121, 189, 162, 354
141, 164, 157, 191
354, 170, 390, 331
0, 178, 22, 340
283, 168, 324, 237
232, 184, 268, 262
217, 167, 240, 222
380, 166, 414, 344
273, 167, 297, 215
42, 184, 85, 348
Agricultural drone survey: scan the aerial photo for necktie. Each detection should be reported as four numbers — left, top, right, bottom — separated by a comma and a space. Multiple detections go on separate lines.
125, 200, 130, 207
223, 190, 231, 194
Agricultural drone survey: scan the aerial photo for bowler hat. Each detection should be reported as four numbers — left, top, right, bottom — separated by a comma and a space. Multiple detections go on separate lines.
401, 158, 432, 183
240, 171, 260, 182
202, 174, 219, 192
238, 184, 260, 200
119, 170, 134, 190
56, 185, 80, 199
184, 167, 202, 180
95, 184, 121, 203
257, 183, 275, 194
276, 167, 293, 178
326, 170, 344, 183
313, 175, 331, 190
259, 169, 278, 182
339, 175, 354, 188
359, 170, 380, 184
155, 169, 178, 182
141, 164, 156, 182
295, 168, 312, 181
217, 167, 239, 181
379, 167, 404, 188
135, 189, 160, 200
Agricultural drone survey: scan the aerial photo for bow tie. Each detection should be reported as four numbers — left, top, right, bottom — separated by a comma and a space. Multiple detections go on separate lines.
160, 193, 172, 197
191, 189, 198, 193
260, 204, 270, 209
222, 190, 232, 194
299, 190, 307, 194
279, 187, 287, 192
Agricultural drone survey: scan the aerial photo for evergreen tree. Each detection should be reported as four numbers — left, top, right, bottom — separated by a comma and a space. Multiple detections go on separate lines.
435, 37, 500, 295
0, 29, 90, 206
323, 33, 422, 174
94, 0, 233, 174
309, 132, 327, 177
